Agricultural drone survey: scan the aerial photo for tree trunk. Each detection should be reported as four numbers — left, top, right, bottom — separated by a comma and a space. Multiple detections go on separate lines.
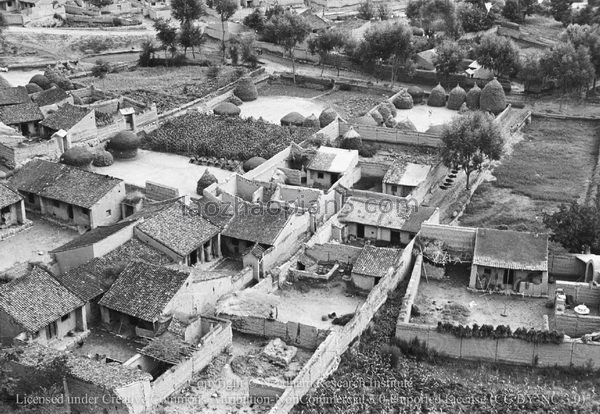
465, 168, 471, 190
321, 55, 325, 76
221, 19, 226, 60
291, 49, 296, 84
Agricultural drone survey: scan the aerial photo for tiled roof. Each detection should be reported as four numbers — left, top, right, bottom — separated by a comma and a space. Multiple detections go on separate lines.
383, 160, 431, 187
196, 197, 234, 228
0, 86, 30, 106
0, 267, 84, 332
139, 331, 195, 364
307, 146, 357, 173
338, 196, 412, 231
353, 245, 402, 278
136, 202, 220, 257
0, 182, 23, 209
51, 221, 135, 253
32, 86, 69, 107
473, 228, 548, 271
98, 262, 189, 323
53, 262, 108, 302
222, 202, 292, 245
10, 159, 123, 209
0, 102, 44, 125
401, 206, 437, 234
39, 103, 91, 131
299, 10, 330, 30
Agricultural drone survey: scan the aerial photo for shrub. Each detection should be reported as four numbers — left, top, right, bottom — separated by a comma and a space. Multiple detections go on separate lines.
377, 104, 392, 121
213, 102, 241, 116
280, 112, 305, 127
466, 83, 481, 110
60, 146, 94, 167
196, 169, 218, 194
359, 143, 377, 157
233, 77, 258, 102
302, 114, 320, 128
480, 78, 506, 114
370, 110, 384, 125
243, 156, 267, 172
29, 74, 52, 90
25, 83, 43, 94
357, 0, 375, 20
318, 107, 338, 128
428, 83, 446, 107
108, 130, 141, 159
447, 85, 467, 110
393, 91, 414, 109
228, 95, 243, 106
407, 85, 424, 104
92, 149, 114, 167
207, 65, 221, 79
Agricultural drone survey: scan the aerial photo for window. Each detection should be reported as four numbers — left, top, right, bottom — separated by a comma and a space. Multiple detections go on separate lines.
106, 209, 112, 217
53, 200, 60, 207
483, 268, 491, 275
317, 172, 324, 179
27, 193, 34, 203
391, 185, 397, 193
61, 313, 70, 322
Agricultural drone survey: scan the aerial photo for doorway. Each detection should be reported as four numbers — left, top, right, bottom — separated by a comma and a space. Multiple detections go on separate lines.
356, 223, 365, 238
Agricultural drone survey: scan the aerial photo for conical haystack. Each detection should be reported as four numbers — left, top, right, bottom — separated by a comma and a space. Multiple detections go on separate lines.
109, 130, 141, 159
233, 77, 258, 102
379, 101, 397, 117
25, 83, 43, 94
341, 126, 362, 150
466, 83, 481, 110
480, 78, 506, 114
243, 156, 267, 172
213, 102, 241, 116
302, 114, 320, 128
60, 146, 93, 167
428, 84, 446, 107
407, 86, 424, 104
447, 85, 466, 110
280, 112, 305, 127
319, 107, 338, 128
370, 110, 384, 125
393, 91, 414, 109
197, 169, 218, 194
93, 148, 114, 167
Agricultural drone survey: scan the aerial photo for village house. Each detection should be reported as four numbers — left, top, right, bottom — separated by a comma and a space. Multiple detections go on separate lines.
98, 261, 192, 337
0, 182, 26, 229
135, 201, 221, 266
351, 245, 403, 291
31, 86, 74, 116
10, 159, 126, 229
0, 267, 87, 346
469, 228, 549, 296
39, 103, 96, 153
382, 160, 432, 197
0, 87, 44, 137
306, 146, 359, 189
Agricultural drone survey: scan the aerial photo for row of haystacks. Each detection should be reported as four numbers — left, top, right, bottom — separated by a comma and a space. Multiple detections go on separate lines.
212, 77, 258, 117
59, 130, 141, 168
28, 68, 75, 93
280, 106, 339, 129
427, 79, 506, 114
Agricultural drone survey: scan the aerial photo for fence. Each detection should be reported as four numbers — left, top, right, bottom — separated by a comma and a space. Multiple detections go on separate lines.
398, 254, 423, 324
395, 322, 600, 368
339, 122, 442, 148
268, 238, 417, 413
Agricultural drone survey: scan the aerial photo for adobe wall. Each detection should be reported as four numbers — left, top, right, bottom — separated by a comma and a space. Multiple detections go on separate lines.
556, 281, 600, 304
555, 312, 600, 337
339, 122, 442, 148
419, 223, 477, 255
249, 379, 287, 405
89, 181, 127, 228
145, 181, 179, 201
398, 254, 423, 324
304, 243, 363, 264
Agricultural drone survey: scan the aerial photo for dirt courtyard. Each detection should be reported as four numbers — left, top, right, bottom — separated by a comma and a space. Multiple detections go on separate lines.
411, 267, 551, 330
275, 279, 365, 329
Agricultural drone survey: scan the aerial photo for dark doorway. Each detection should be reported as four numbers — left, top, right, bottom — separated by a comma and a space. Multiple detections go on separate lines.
189, 249, 198, 265
67, 205, 74, 219
357, 223, 365, 238
390, 231, 400, 245
125, 114, 134, 130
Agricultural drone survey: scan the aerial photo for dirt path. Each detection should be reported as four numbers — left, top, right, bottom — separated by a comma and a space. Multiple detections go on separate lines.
6, 25, 155, 37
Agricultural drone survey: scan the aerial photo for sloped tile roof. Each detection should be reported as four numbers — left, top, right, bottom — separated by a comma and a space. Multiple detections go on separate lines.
53, 263, 108, 303
401, 206, 437, 234
307, 146, 357, 173
0, 267, 84, 333
0, 182, 23, 209
32, 86, 69, 107
39, 103, 92, 131
10, 159, 123, 209
0, 102, 44, 125
352, 245, 402, 278
473, 228, 548, 271
51, 221, 135, 253
98, 262, 189, 323
338, 196, 412, 231
0, 86, 30, 106
136, 202, 220, 257
196, 197, 234, 228
222, 202, 292, 245
383, 160, 431, 187
139, 332, 195, 364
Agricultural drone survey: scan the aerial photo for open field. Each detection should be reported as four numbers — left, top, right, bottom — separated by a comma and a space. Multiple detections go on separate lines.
240, 96, 327, 125
460, 118, 600, 234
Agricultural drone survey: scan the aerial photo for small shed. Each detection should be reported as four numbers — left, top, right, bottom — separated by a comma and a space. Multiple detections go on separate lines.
351, 245, 403, 291
382, 160, 432, 197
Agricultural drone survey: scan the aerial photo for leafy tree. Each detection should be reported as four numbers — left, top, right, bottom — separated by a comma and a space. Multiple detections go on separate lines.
360, 21, 414, 87
214, 0, 238, 59
561, 24, 600, 87
229, 33, 259, 67
503, 0, 537, 22
139, 39, 158, 67
179, 22, 204, 58
434, 39, 466, 84
474, 33, 520, 77
265, 4, 285, 20
550, 0, 572, 26
540, 41, 595, 93
263, 12, 310, 83
441, 111, 503, 189
0, 348, 20, 397
357, 0, 375, 20
377, 3, 391, 20
154, 18, 178, 63
91, 59, 110, 90
543, 200, 600, 254
307, 28, 346, 75
170, 0, 206, 25
518, 53, 544, 92
89, 0, 113, 7
243, 7, 265, 33
406, 0, 460, 37
457, 1, 495, 33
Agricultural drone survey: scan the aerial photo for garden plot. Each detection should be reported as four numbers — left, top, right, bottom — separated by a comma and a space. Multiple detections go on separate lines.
239, 96, 327, 125
394, 104, 459, 133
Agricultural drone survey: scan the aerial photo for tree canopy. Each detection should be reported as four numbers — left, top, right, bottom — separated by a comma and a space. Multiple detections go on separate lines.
561, 24, 600, 86
474, 33, 520, 77
441, 111, 504, 189
434, 39, 466, 83
179, 22, 204, 58
543, 200, 600, 254
154, 18, 179, 62
170, 0, 206, 25
540, 41, 595, 93
214, 0, 238, 59
307, 28, 346, 75
263, 12, 310, 82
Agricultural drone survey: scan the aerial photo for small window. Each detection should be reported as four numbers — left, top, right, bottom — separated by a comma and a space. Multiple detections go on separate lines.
27, 193, 34, 203
317, 172, 324, 179
391, 185, 397, 193
106, 209, 112, 217
53, 200, 60, 207
61, 313, 70, 322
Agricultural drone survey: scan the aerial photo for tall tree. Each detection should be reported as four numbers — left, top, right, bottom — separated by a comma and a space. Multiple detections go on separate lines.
214, 0, 238, 60
243, 7, 265, 33
154, 18, 178, 64
263, 12, 310, 83
179, 22, 204, 58
171, 0, 206, 25
457, 1, 496, 33
360, 22, 414, 87
474, 32, 520, 77
91, 59, 110, 90
550, 0, 572, 26
519, 53, 544, 92
229, 33, 259, 67
561, 24, 600, 87
406, 0, 460, 38
139, 39, 158, 67
307, 28, 346, 76
540, 41, 595, 94
543, 200, 600, 254
434, 39, 466, 85
441, 111, 504, 190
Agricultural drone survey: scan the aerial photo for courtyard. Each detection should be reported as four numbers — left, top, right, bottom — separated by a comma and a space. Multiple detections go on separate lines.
394, 104, 459, 132
239, 96, 327, 125
71, 328, 142, 363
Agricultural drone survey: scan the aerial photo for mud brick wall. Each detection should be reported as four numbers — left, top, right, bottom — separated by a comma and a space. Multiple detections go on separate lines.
145, 181, 179, 201
398, 254, 423, 323
555, 313, 600, 337
304, 243, 363, 264
249, 379, 287, 404
556, 281, 600, 305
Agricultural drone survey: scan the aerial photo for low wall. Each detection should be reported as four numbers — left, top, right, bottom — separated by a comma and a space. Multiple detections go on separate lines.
556, 281, 600, 304
249, 379, 287, 404
289, 263, 339, 281
339, 122, 442, 148
418, 223, 477, 258
398, 254, 422, 324
549, 254, 581, 278
304, 243, 363, 264
555, 312, 600, 337
395, 322, 600, 368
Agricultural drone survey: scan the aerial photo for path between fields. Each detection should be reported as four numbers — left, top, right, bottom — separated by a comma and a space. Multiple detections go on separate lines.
7, 25, 156, 37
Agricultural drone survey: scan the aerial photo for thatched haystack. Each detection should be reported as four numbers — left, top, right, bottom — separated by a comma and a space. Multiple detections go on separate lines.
233, 77, 258, 102
447, 85, 466, 110
243, 156, 267, 172
213, 102, 241, 116
425, 124, 445, 134
108, 130, 141, 159
385, 118, 398, 128
228, 95, 243, 106
408, 86, 424, 104
341, 126, 362, 150
280, 112, 305, 127
353, 115, 378, 126
60, 146, 94, 167
196, 169, 218, 195
29, 74, 52, 90
302, 114, 320, 128
395, 118, 418, 131
377, 104, 392, 121
370, 110, 384, 125
44, 68, 73, 91
319, 107, 338, 128
427, 84, 446, 107
393, 91, 414, 109
466, 84, 481, 110
379, 101, 397, 118
215, 291, 280, 318
25, 83, 44, 94
480, 78, 506, 114
92, 149, 114, 167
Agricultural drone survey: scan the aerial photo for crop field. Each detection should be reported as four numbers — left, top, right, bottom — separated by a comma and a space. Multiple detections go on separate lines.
460, 118, 600, 235
144, 113, 317, 161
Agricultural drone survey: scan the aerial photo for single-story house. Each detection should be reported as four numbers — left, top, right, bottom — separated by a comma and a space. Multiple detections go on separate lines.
0, 102, 44, 137
39, 103, 96, 153
98, 261, 192, 337
0, 182, 26, 228
0, 86, 30, 106
465, 60, 493, 80
32, 86, 73, 116
134, 201, 221, 266
300, 10, 331, 32
306, 146, 358, 189
0, 267, 87, 346
351, 245, 403, 291
383, 160, 432, 197
469, 228, 549, 296
10, 159, 126, 229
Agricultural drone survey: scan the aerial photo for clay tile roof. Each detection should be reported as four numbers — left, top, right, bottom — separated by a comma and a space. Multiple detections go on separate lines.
0, 102, 44, 125
10, 159, 123, 209
401, 206, 437, 234
0, 182, 23, 209
40, 103, 91, 131
352, 245, 403, 278
53, 263, 108, 302
136, 202, 220, 257
383, 160, 431, 187
299, 10, 330, 30
473, 228, 549, 271
307, 146, 357, 173
222, 202, 292, 246
338, 196, 412, 231
0, 267, 84, 333
51, 221, 135, 253
32, 86, 69, 107
98, 262, 190, 323
0, 86, 30, 106
139, 332, 195, 364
